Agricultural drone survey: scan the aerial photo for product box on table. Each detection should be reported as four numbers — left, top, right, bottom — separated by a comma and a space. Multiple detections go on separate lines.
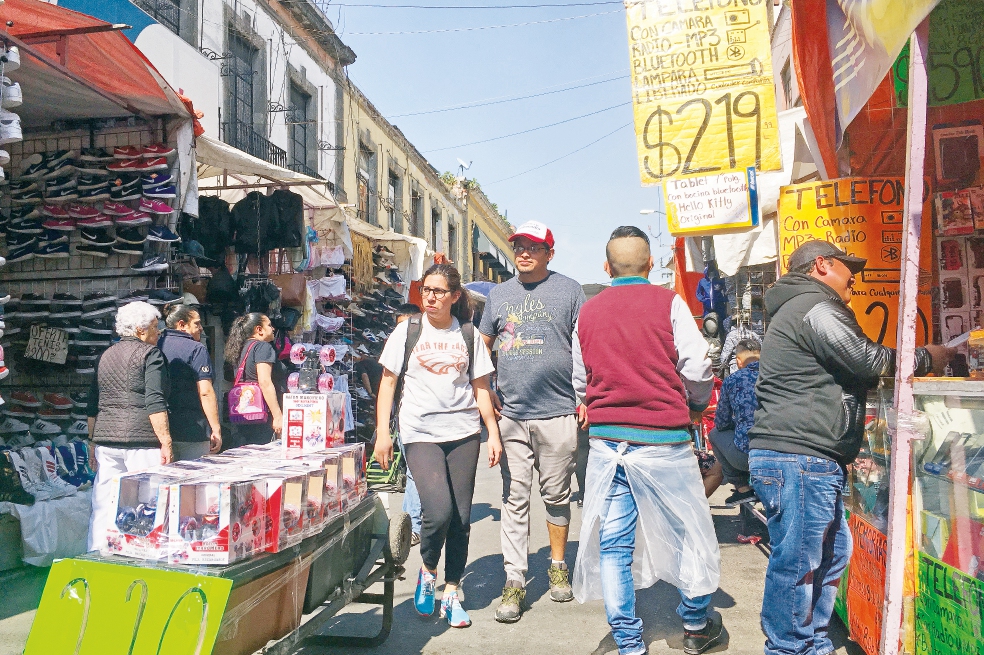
263, 461, 328, 536
102, 469, 191, 560
333, 443, 367, 508
292, 452, 342, 520
167, 475, 267, 565
242, 466, 308, 552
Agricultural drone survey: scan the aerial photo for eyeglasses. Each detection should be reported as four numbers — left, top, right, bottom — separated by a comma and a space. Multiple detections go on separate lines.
420, 286, 451, 299
512, 244, 548, 254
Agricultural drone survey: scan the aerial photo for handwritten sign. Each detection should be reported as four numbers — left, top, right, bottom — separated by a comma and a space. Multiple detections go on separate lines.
777, 177, 934, 348
846, 514, 887, 655
626, 0, 782, 186
664, 167, 758, 235
24, 325, 69, 364
894, 0, 984, 107
25, 557, 232, 655
916, 552, 984, 655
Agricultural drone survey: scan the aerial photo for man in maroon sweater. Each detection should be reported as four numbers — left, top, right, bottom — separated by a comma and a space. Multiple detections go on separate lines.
572, 226, 723, 655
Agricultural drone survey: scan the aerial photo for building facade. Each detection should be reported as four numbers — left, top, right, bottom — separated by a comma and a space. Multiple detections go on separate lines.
465, 184, 515, 283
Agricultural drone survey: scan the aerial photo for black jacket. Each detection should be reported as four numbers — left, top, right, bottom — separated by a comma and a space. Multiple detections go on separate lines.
232, 191, 277, 254
749, 273, 931, 466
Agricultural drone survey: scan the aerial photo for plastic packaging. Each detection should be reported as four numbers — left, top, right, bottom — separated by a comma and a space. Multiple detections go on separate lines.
572, 440, 721, 603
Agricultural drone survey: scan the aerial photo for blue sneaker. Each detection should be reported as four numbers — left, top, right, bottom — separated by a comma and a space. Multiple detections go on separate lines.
440, 590, 471, 628
414, 568, 436, 616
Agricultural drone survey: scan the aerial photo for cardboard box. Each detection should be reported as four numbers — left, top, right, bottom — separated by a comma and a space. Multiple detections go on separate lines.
332, 443, 367, 507
266, 461, 328, 536
242, 468, 308, 552
167, 476, 267, 565
293, 452, 342, 521
102, 470, 191, 561
282, 393, 330, 454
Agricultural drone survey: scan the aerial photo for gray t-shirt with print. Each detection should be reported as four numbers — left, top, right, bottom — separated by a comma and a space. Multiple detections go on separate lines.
479, 271, 585, 420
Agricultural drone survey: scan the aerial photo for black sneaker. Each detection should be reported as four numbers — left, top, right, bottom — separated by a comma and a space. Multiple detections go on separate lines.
114, 227, 146, 245
131, 255, 168, 273
80, 318, 114, 335
9, 179, 37, 193
44, 187, 78, 203
11, 188, 41, 205
46, 317, 80, 334
683, 614, 724, 655
81, 301, 117, 319
41, 160, 75, 180
73, 332, 112, 348
45, 175, 77, 191
9, 205, 40, 221
77, 173, 109, 190
116, 289, 150, 304
37, 242, 69, 258
8, 219, 43, 235
70, 390, 89, 407
79, 148, 113, 163
81, 291, 118, 309
42, 230, 68, 246
723, 488, 758, 508
17, 153, 45, 180
76, 243, 111, 258
79, 228, 113, 246
147, 289, 181, 305
77, 185, 110, 202
109, 178, 141, 201
111, 241, 143, 256
6, 233, 37, 248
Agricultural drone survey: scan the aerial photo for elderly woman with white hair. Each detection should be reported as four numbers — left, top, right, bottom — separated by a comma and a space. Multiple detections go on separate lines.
85, 300, 173, 552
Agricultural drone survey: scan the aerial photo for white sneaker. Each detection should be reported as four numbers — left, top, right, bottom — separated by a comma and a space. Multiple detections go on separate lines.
0, 149, 9, 166
2, 47, 20, 73
0, 109, 21, 144
33, 447, 77, 496
1, 77, 21, 108
0, 416, 30, 434
5, 432, 33, 449
29, 419, 61, 435
67, 419, 88, 436
6, 450, 54, 500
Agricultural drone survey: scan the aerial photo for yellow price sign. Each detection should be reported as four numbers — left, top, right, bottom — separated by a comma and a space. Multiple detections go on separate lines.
626, 0, 782, 186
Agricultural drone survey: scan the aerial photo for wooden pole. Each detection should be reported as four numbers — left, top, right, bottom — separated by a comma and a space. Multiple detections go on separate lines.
881, 17, 930, 655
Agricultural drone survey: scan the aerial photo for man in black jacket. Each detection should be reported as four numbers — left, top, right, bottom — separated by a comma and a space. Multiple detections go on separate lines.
748, 240, 950, 655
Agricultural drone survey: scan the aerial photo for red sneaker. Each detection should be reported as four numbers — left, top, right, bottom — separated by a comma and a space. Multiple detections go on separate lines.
66, 203, 100, 219
42, 218, 75, 231
40, 204, 69, 218
115, 210, 153, 227
76, 214, 114, 228
137, 157, 169, 172
138, 198, 173, 214
38, 407, 70, 420
101, 201, 134, 216
107, 158, 144, 171
140, 144, 175, 158
41, 393, 73, 410
113, 145, 142, 159
10, 391, 40, 408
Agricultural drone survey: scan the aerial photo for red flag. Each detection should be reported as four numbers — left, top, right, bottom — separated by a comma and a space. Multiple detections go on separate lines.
791, 0, 839, 178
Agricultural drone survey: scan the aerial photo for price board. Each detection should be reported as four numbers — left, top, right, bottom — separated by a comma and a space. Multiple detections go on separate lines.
663, 167, 759, 235
24, 325, 69, 364
777, 177, 933, 348
626, 0, 782, 186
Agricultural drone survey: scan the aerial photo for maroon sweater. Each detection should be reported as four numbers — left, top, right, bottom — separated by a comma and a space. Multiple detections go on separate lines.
577, 282, 691, 432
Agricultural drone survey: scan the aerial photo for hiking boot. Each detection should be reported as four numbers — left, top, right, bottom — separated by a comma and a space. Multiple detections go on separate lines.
724, 488, 757, 508
548, 561, 574, 602
683, 614, 723, 654
494, 580, 525, 623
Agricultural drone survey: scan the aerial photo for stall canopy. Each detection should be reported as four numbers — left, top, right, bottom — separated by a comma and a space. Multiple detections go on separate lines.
0, 0, 190, 127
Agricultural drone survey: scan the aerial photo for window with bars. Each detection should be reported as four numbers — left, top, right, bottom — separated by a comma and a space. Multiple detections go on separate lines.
387, 171, 401, 232
289, 84, 312, 176
357, 144, 377, 225
227, 33, 254, 130
448, 222, 458, 264
431, 207, 443, 252
132, 0, 180, 36
409, 189, 422, 237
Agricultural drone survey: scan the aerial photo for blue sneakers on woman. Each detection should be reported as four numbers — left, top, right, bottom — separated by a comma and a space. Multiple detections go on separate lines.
440, 590, 471, 628
414, 568, 436, 616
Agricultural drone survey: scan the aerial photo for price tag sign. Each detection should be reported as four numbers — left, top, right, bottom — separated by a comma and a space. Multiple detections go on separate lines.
25, 558, 232, 655
664, 167, 758, 235
24, 325, 69, 364
626, 0, 782, 185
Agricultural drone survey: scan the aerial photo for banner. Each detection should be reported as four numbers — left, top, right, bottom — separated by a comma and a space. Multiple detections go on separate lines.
777, 177, 933, 347
664, 167, 758, 236
626, 0, 782, 186
893, 0, 984, 107
846, 514, 887, 655
916, 553, 984, 655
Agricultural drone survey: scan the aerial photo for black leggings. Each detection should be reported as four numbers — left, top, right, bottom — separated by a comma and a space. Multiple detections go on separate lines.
404, 433, 480, 584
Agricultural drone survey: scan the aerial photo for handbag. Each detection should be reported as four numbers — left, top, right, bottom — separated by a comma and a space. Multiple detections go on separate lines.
228, 341, 269, 423
270, 249, 306, 307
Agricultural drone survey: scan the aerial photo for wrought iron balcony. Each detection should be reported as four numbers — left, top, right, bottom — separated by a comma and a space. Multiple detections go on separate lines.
131, 0, 180, 35
220, 122, 287, 168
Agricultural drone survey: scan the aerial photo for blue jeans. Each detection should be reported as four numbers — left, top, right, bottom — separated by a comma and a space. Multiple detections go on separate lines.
599, 442, 712, 655
748, 449, 852, 655
402, 467, 422, 534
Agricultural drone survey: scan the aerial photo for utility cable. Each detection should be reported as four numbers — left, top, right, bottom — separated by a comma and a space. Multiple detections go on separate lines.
311, 1, 623, 7
388, 74, 626, 117
425, 101, 629, 152
486, 121, 631, 184
344, 9, 619, 34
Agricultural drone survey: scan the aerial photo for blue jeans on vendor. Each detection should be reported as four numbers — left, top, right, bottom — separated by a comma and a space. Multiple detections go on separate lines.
403, 466, 422, 535
748, 449, 852, 655
599, 440, 712, 655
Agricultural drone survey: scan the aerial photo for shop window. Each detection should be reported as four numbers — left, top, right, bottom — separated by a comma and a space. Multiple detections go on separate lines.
448, 221, 458, 264
431, 207, 443, 253
357, 143, 377, 225
221, 33, 284, 167
132, 0, 180, 36
288, 84, 314, 177
409, 188, 422, 237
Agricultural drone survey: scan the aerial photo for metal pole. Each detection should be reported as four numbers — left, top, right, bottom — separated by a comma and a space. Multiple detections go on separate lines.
881, 17, 930, 655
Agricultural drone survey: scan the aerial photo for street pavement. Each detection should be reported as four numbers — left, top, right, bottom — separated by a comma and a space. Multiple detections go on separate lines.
313, 437, 864, 655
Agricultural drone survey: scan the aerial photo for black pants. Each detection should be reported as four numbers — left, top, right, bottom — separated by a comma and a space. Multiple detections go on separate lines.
404, 433, 480, 584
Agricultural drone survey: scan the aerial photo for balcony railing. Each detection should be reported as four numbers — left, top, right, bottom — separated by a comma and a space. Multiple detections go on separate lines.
220, 122, 287, 168
132, 0, 180, 35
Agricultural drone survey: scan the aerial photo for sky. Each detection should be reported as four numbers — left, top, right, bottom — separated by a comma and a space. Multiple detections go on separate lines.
324, 0, 673, 285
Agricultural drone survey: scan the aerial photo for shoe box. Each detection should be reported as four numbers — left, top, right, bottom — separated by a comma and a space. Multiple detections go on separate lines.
240, 465, 308, 552
166, 474, 267, 565
102, 469, 192, 561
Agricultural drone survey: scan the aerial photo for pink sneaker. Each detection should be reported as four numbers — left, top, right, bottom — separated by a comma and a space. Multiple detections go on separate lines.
101, 201, 134, 216
76, 214, 114, 228
139, 198, 173, 215
137, 157, 169, 172
66, 203, 100, 219
107, 158, 144, 172
115, 211, 153, 227
40, 204, 69, 218
140, 144, 175, 158
42, 218, 75, 231
113, 145, 142, 159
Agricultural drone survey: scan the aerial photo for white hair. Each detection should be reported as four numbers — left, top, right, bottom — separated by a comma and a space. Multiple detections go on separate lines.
115, 301, 161, 337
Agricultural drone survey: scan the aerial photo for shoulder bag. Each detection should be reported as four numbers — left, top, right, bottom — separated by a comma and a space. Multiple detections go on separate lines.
228, 341, 269, 423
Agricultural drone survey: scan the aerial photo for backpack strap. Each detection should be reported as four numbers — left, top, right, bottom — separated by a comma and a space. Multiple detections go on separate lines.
394, 315, 424, 410
234, 341, 259, 386
461, 321, 475, 378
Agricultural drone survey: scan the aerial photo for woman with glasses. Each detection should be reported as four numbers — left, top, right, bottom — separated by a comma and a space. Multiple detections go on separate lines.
373, 263, 502, 628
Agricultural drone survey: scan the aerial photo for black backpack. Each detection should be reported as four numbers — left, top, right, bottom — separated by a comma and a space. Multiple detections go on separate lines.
394, 314, 475, 410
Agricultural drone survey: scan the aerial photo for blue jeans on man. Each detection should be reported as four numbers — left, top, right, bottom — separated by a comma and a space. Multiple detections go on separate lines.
600, 445, 712, 655
748, 449, 852, 655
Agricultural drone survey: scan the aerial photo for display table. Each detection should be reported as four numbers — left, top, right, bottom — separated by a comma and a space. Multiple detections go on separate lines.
23, 493, 410, 655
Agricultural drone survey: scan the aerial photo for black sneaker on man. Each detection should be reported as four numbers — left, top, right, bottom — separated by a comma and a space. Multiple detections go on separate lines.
723, 488, 757, 508
548, 562, 574, 602
494, 580, 525, 623
682, 614, 724, 655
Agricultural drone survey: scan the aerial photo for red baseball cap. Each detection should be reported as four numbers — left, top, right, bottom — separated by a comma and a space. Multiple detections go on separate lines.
508, 220, 555, 249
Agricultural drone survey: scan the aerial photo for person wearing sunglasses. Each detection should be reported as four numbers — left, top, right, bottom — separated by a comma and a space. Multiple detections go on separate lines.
374, 264, 501, 629
477, 220, 587, 623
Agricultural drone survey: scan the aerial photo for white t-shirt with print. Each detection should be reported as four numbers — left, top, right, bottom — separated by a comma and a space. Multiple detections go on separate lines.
378, 315, 495, 444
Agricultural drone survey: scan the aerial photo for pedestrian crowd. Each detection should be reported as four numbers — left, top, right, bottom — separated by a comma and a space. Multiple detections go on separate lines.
370, 222, 954, 655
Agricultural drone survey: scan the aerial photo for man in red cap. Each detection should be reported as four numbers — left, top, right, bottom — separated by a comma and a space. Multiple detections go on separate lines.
479, 220, 586, 623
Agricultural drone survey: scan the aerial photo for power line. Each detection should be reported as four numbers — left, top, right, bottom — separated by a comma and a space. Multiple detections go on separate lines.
425, 101, 630, 152
486, 121, 631, 184
388, 74, 627, 117
321, 1, 622, 7
345, 9, 619, 34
